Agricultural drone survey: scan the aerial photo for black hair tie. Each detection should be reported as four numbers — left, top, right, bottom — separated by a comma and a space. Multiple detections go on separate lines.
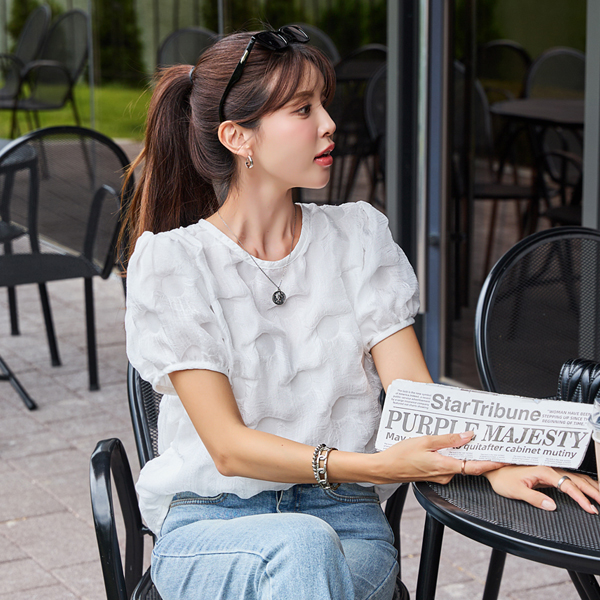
189, 66, 195, 84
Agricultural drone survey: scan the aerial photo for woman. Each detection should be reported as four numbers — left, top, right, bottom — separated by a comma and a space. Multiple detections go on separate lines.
123, 27, 600, 600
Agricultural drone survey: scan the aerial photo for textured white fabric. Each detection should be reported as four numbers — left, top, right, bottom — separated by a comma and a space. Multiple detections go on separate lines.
125, 201, 419, 534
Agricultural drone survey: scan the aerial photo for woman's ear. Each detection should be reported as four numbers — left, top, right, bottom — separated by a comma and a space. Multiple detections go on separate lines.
218, 121, 254, 158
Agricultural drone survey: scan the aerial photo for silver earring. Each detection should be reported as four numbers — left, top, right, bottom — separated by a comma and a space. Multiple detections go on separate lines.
245, 155, 254, 169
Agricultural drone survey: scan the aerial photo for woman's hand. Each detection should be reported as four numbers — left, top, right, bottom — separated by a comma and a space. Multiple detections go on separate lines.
485, 466, 600, 514
372, 431, 505, 485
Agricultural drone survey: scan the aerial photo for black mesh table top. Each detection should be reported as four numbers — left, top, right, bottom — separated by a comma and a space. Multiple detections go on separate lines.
414, 476, 600, 574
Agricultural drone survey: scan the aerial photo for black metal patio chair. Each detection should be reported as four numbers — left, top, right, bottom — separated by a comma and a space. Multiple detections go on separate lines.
364, 63, 386, 209
460, 226, 600, 600
0, 5, 51, 105
156, 26, 217, 70
285, 22, 341, 64
0, 9, 89, 138
414, 228, 600, 600
477, 39, 531, 104
452, 61, 539, 284
327, 44, 387, 204
90, 363, 411, 600
524, 48, 585, 226
0, 126, 132, 403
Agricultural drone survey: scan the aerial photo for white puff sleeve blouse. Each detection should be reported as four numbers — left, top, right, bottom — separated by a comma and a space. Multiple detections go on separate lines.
125, 201, 419, 534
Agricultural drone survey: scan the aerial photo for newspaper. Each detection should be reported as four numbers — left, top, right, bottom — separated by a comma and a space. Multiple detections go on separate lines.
376, 379, 593, 469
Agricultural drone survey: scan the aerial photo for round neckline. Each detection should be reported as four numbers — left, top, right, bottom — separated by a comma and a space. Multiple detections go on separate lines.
199, 203, 310, 269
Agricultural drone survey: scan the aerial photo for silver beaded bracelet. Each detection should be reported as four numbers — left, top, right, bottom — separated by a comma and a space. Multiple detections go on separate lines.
312, 443, 340, 490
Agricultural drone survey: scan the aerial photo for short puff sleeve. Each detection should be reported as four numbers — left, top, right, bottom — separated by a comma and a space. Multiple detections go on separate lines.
125, 230, 229, 394
353, 202, 420, 351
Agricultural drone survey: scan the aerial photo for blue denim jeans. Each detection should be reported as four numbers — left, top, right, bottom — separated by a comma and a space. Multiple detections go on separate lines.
152, 483, 398, 600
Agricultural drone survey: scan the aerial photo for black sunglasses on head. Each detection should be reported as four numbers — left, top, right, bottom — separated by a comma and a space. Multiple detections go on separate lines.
218, 26, 310, 123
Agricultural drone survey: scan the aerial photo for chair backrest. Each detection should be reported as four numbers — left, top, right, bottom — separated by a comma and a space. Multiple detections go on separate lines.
156, 27, 217, 69
475, 226, 600, 398
40, 9, 89, 82
0, 6, 51, 100
328, 44, 387, 157
14, 5, 52, 65
127, 362, 162, 467
364, 63, 386, 143
285, 23, 341, 64
453, 61, 495, 168
477, 39, 531, 102
525, 47, 585, 100
0, 126, 133, 279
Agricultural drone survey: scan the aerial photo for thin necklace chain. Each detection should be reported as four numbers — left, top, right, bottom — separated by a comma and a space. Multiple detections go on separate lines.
217, 205, 297, 303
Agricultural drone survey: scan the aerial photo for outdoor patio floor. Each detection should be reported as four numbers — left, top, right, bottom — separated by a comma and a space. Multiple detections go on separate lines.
0, 148, 585, 600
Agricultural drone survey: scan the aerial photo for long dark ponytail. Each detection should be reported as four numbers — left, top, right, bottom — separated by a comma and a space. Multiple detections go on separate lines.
120, 31, 335, 262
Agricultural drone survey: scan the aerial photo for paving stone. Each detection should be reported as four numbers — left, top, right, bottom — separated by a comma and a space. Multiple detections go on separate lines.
0, 430, 72, 460
53, 411, 131, 441
467, 554, 571, 594
0, 558, 59, 594
0, 583, 78, 600
0, 533, 27, 562
510, 580, 580, 600
432, 578, 512, 600
2, 511, 98, 570
8, 447, 89, 479
29, 397, 107, 424
52, 560, 107, 600
0, 480, 65, 522
401, 552, 476, 593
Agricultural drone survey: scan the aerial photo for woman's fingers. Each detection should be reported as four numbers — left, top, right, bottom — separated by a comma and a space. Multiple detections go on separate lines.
509, 485, 557, 511
424, 431, 474, 451
464, 460, 507, 476
553, 472, 600, 514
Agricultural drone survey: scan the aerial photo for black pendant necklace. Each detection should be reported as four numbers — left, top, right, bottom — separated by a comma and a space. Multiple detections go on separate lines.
217, 206, 297, 305
272, 290, 286, 305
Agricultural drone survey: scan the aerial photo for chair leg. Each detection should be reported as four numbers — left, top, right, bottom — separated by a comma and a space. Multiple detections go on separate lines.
483, 200, 499, 279
416, 514, 445, 600
569, 571, 600, 600
385, 484, 409, 573
8, 287, 19, 335
0, 354, 37, 410
70, 95, 82, 127
10, 104, 20, 139
84, 277, 99, 391
37, 283, 61, 366
482, 549, 506, 600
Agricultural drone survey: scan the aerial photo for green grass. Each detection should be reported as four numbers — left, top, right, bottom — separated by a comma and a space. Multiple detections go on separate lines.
0, 83, 152, 141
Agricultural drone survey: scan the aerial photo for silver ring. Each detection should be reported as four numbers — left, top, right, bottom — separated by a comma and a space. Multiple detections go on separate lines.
556, 475, 572, 491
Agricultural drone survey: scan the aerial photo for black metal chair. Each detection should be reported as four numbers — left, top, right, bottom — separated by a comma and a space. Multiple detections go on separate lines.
156, 26, 217, 70
524, 48, 585, 227
327, 44, 387, 205
477, 40, 531, 104
90, 364, 411, 600
447, 226, 600, 600
0, 10, 89, 138
475, 226, 600, 398
0, 126, 133, 402
415, 228, 600, 600
285, 23, 341, 64
0, 5, 51, 105
453, 61, 539, 282
364, 63, 386, 209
